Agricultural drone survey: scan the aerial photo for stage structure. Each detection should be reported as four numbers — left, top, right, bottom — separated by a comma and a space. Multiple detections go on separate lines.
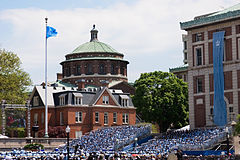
1, 100, 31, 137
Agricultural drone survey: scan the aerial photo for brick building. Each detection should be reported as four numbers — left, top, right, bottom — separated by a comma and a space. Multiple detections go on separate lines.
29, 25, 137, 138
29, 85, 136, 138
180, 3, 240, 128
59, 25, 135, 94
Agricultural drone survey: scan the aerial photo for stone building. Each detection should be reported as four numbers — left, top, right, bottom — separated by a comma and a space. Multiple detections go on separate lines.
180, 3, 240, 128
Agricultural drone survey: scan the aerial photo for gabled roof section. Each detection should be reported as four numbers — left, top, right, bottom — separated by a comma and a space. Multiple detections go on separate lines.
90, 87, 120, 107
30, 85, 76, 106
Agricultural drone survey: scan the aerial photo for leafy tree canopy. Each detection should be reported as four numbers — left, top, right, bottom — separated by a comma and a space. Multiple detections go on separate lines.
0, 49, 32, 104
132, 71, 188, 132
234, 114, 240, 135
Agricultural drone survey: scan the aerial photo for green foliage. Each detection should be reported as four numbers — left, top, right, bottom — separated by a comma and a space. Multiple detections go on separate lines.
23, 143, 44, 151
0, 49, 32, 104
38, 126, 67, 138
133, 71, 189, 132
234, 114, 240, 135
6, 127, 26, 137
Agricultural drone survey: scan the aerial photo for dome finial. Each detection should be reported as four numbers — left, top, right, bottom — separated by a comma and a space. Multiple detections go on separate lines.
90, 24, 98, 42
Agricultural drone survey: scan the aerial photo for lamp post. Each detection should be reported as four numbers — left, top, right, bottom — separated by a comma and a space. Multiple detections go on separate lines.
134, 137, 138, 148
226, 127, 229, 156
66, 125, 70, 160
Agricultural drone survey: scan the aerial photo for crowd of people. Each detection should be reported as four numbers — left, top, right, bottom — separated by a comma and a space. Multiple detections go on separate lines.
0, 125, 232, 159
63, 125, 152, 153
132, 127, 227, 156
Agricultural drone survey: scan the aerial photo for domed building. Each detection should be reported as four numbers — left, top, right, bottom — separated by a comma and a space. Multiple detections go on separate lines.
60, 25, 129, 87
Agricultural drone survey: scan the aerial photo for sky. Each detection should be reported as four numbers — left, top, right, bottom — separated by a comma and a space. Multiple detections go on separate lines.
0, 0, 239, 85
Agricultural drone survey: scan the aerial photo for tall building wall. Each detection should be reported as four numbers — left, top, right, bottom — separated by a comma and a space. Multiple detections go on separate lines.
185, 19, 240, 128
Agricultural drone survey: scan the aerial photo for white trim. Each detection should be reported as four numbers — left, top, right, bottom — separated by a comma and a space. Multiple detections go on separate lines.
104, 112, 108, 125
75, 111, 82, 123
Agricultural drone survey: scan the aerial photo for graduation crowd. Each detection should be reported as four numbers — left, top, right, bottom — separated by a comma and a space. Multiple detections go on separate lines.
0, 125, 232, 160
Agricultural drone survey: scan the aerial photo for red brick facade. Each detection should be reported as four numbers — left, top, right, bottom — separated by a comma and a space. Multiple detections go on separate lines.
30, 86, 136, 138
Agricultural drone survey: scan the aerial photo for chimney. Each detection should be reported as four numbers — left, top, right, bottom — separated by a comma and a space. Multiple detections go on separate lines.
100, 80, 109, 87
77, 79, 85, 90
57, 73, 63, 81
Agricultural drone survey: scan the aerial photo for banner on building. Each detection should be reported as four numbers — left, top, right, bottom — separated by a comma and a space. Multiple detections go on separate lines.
213, 31, 227, 126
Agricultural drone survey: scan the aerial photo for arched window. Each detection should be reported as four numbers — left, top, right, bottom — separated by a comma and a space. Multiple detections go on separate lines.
76, 65, 81, 75
120, 66, 124, 75
99, 64, 105, 75
66, 66, 71, 77
86, 63, 93, 75
111, 64, 115, 75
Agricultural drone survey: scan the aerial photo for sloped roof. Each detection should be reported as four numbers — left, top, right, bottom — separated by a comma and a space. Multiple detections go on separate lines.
30, 86, 76, 106
180, 3, 240, 30
72, 41, 120, 54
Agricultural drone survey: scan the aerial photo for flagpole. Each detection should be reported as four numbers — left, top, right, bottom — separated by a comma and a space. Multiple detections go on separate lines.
44, 17, 49, 138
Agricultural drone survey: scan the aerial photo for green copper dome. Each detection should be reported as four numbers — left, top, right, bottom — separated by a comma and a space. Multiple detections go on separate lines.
71, 25, 120, 54
72, 41, 119, 54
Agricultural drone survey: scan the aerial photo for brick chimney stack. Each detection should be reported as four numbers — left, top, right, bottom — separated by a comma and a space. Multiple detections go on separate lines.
56, 73, 63, 81
100, 80, 109, 87
77, 79, 85, 90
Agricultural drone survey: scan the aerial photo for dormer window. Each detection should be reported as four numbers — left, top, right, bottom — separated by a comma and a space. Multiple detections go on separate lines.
59, 94, 66, 106
73, 93, 83, 105
103, 96, 109, 104
33, 96, 39, 106
120, 95, 129, 107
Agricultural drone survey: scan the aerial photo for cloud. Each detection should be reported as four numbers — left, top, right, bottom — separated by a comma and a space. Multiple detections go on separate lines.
0, 0, 238, 84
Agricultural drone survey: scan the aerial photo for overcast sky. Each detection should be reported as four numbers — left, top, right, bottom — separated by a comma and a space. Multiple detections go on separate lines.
0, 0, 239, 85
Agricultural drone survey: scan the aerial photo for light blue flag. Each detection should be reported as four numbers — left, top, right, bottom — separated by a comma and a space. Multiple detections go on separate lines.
46, 26, 57, 39
213, 31, 227, 126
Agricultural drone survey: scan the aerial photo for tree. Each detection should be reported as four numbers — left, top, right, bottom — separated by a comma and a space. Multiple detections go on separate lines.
234, 114, 240, 135
0, 49, 32, 104
132, 71, 188, 132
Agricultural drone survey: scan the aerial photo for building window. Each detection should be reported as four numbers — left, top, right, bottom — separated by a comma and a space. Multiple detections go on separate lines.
120, 95, 129, 107
210, 108, 213, 115
111, 64, 115, 75
104, 112, 108, 125
229, 107, 233, 113
113, 112, 117, 123
95, 112, 99, 123
103, 96, 109, 104
196, 47, 202, 66
184, 52, 187, 60
122, 113, 129, 124
184, 41, 187, 50
86, 63, 93, 75
66, 66, 71, 77
75, 97, 82, 105
33, 96, 39, 106
196, 33, 203, 42
99, 64, 105, 75
197, 78, 203, 93
120, 67, 124, 75
59, 96, 65, 106
60, 112, 64, 125
34, 113, 38, 125
76, 65, 81, 75
75, 112, 82, 123
41, 112, 44, 124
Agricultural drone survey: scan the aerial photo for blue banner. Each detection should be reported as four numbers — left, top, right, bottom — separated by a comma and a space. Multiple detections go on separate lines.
46, 26, 57, 39
213, 31, 227, 126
